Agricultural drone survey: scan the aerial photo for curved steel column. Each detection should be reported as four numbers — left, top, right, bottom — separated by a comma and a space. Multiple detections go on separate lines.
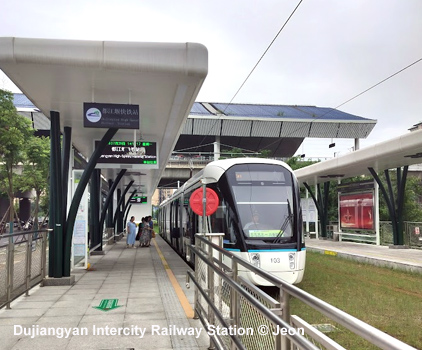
98, 170, 127, 236
63, 128, 118, 276
113, 181, 134, 234
89, 169, 101, 251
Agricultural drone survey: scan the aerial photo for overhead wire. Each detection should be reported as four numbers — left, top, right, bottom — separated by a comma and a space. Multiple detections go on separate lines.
192, 0, 305, 153
333, 57, 422, 111
225, 0, 304, 110
258, 56, 422, 154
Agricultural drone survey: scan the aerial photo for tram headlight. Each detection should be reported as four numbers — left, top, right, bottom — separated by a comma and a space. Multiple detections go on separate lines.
288, 253, 295, 270
250, 253, 260, 268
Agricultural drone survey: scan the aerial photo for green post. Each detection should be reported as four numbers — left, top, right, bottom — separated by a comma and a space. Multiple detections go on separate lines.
49, 111, 63, 277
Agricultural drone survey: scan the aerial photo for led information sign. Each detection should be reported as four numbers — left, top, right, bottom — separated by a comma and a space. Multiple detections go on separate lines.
95, 141, 158, 168
130, 196, 147, 204
84, 103, 139, 129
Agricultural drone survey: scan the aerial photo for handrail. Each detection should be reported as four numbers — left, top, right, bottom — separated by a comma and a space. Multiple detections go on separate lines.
1, 229, 49, 309
189, 244, 319, 350
0, 228, 51, 238
187, 270, 247, 350
194, 234, 418, 350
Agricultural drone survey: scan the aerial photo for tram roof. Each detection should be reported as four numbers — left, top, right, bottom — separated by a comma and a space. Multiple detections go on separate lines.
165, 158, 294, 202
295, 128, 422, 186
0, 37, 208, 196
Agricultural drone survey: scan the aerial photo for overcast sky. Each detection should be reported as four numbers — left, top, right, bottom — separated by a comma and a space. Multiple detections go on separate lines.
1, 0, 421, 158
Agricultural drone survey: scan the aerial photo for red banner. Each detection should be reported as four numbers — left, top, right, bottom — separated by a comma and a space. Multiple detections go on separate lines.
339, 192, 374, 230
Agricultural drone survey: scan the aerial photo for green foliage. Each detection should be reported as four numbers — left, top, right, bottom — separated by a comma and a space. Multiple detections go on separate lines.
0, 90, 33, 167
258, 149, 271, 158
0, 89, 34, 223
220, 147, 273, 158
19, 136, 50, 193
376, 171, 422, 222
286, 156, 319, 170
19, 136, 50, 228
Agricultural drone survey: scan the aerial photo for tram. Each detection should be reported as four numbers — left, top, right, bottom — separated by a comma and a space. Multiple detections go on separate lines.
158, 158, 306, 285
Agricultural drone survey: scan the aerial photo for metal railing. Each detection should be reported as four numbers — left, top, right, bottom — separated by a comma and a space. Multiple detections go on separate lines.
187, 233, 417, 350
380, 221, 422, 248
0, 229, 49, 309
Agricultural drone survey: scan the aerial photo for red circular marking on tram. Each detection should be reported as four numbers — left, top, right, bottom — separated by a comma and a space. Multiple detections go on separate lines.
189, 188, 219, 216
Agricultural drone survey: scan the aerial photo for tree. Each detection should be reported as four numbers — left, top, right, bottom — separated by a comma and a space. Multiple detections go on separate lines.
19, 135, 50, 230
286, 156, 320, 170
258, 149, 272, 158
0, 89, 33, 231
375, 171, 422, 222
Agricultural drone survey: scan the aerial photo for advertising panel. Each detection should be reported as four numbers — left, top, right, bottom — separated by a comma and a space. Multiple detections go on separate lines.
339, 192, 374, 230
72, 169, 88, 268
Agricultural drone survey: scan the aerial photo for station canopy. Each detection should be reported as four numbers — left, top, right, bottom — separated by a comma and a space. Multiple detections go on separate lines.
176, 102, 377, 157
295, 128, 422, 186
0, 37, 208, 196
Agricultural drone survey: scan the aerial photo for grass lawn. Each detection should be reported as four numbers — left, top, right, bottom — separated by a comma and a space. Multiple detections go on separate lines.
290, 251, 422, 349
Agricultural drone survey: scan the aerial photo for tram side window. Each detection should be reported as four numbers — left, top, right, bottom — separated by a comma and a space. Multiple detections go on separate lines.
171, 200, 180, 239
183, 207, 191, 238
210, 206, 224, 234
222, 203, 237, 246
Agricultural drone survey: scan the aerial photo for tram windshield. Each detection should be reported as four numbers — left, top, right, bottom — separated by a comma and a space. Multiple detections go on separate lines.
225, 164, 294, 238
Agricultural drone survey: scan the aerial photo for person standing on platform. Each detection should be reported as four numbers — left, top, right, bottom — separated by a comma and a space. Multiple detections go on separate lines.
126, 216, 137, 248
148, 216, 154, 233
139, 217, 152, 247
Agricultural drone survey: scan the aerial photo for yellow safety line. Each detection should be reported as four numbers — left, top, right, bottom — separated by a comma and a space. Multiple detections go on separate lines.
152, 239, 194, 319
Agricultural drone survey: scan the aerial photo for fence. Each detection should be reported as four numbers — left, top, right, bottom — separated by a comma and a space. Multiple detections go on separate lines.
380, 221, 422, 248
187, 233, 417, 350
0, 229, 49, 309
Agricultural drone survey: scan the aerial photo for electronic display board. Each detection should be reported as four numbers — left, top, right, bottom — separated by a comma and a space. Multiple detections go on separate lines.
130, 196, 147, 204
95, 141, 158, 169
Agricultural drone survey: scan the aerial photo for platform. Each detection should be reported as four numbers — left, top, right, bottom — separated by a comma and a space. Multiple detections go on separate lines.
305, 238, 422, 274
0, 236, 209, 350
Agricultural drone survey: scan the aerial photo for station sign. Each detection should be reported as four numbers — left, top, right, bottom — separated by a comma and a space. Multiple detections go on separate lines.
130, 196, 147, 204
84, 102, 139, 129
95, 140, 158, 169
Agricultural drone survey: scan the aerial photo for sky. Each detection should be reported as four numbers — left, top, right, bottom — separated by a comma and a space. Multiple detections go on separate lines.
1, 0, 421, 158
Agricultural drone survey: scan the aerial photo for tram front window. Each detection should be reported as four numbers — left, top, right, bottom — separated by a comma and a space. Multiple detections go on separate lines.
233, 184, 294, 238
223, 164, 295, 239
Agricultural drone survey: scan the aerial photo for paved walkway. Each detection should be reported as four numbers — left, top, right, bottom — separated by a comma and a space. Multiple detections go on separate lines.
305, 238, 422, 274
0, 236, 209, 350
